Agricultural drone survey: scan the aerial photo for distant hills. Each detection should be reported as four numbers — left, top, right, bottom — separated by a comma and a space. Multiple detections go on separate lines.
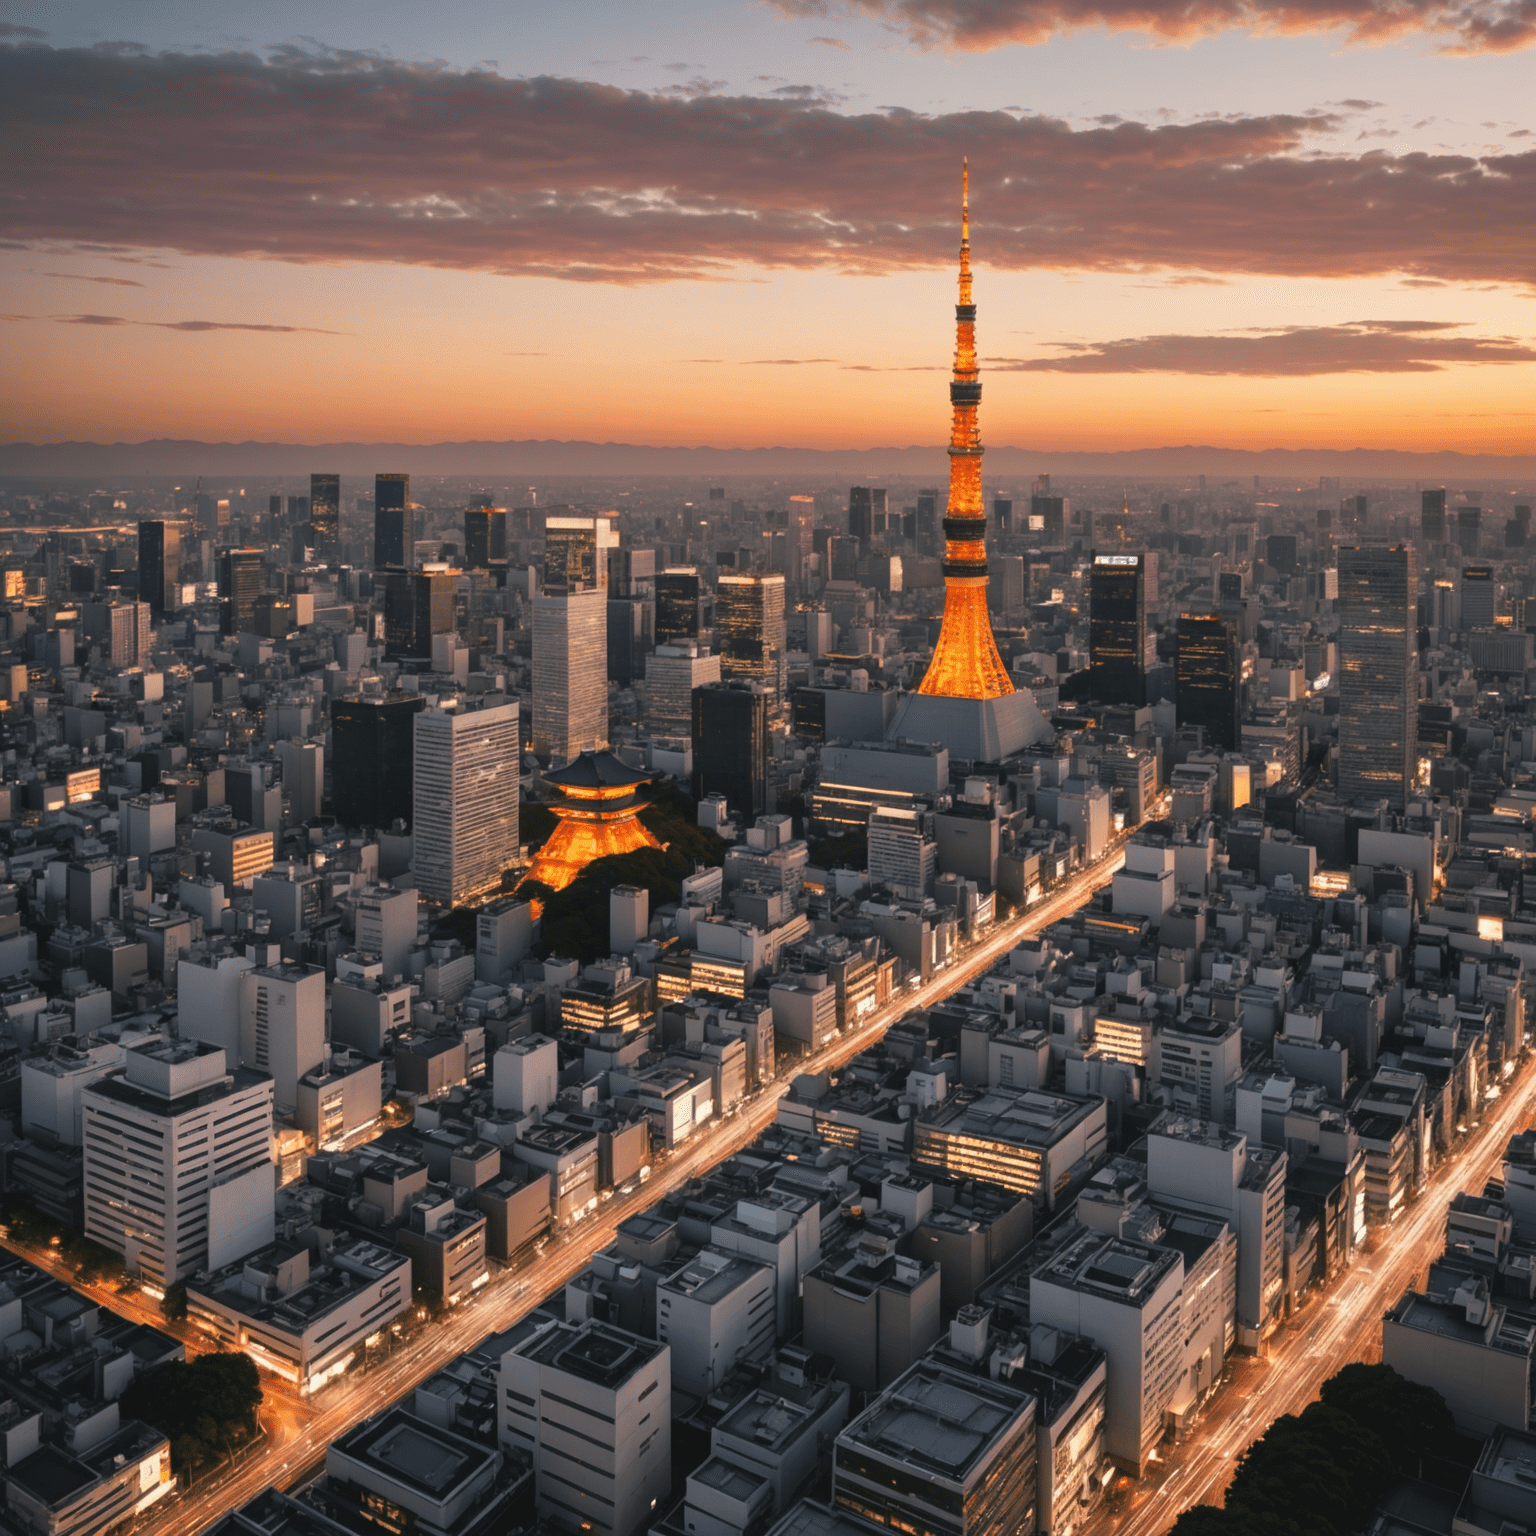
1, 438, 1532, 483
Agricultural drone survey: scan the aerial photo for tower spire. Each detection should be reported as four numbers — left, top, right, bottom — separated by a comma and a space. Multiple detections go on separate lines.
914, 161, 1013, 701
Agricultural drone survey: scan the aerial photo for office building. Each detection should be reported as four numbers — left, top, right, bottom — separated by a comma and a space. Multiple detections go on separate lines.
848, 486, 874, 545
465, 504, 508, 569
1457, 505, 1483, 556
656, 568, 704, 643
913, 1085, 1108, 1212
1089, 553, 1147, 707
693, 682, 768, 822
413, 702, 520, 907
241, 963, 326, 1115
385, 567, 457, 660
834, 1358, 1038, 1536
219, 548, 264, 636
310, 472, 341, 558
717, 573, 787, 706
646, 640, 721, 737
533, 517, 615, 765
374, 472, 412, 569
331, 693, 425, 830
867, 806, 936, 899
804, 1245, 943, 1393
4, 1411, 173, 1536
500, 1318, 671, 1536
476, 897, 533, 983
137, 520, 179, 616
1462, 565, 1496, 630
1420, 487, 1447, 542
82, 1040, 275, 1286
1337, 545, 1418, 809
276, 738, 323, 825
1176, 613, 1240, 754
609, 546, 657, 598
608, 595, 652, 685
1031, 493, 1066, 541
656, 1247, 777, 1397
1028, 1226, 1184, 1473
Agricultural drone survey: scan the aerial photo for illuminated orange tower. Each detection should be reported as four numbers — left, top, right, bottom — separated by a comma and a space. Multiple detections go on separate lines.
916, 161, 1014, 702
521, 750, 662, 897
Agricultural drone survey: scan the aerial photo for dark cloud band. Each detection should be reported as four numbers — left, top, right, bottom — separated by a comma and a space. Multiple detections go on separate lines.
1, 44, 1531, 287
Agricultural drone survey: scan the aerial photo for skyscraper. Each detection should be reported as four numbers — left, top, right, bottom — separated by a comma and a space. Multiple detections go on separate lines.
655, 568, 703, 643
464, 505, 508, 569
1420, 488, 1446, 543
1338, 545, 1418, 808
413, 701, 520, 907
1176, 613, 1240, 753
331, 694, 425, 829
382, 567, 457, 658
374, 472, 411, 569
218, 548, 264, 636
1455, 505, 1482, 557
310, 473, 341, 560
1090, 553, 1147, 707
693, 682, 768, 821
1461, 565, 1495, 630
916, 488, 940, 555
533, 516, 616, 766
716, 573, 786, 706
138, 520, 178, 616
849, 486, 874, 545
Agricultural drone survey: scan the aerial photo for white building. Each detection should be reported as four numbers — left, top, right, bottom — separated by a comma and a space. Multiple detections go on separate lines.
82, 1040, 275, 1285
1112, 839, 1176, 927
240, 963, 326, 1115
493, 1035, 558, 1117
500, 1319, 671, 1536
276, 739, 324, 825
176, 949, 256, 1061
122, 795, 175, 861
21, 1036, 131, 1145
645, 641, 721, 738
656, 1247, 777, 1398
476, 897, 533, 983
413, 702, 520, 907
533, 515, 617, 766
867, 806, 936, 899
354, 883, 419, 980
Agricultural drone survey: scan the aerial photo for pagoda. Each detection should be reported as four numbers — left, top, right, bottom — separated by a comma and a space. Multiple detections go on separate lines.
521, 750, 662, 895
887, 164, 1052, 761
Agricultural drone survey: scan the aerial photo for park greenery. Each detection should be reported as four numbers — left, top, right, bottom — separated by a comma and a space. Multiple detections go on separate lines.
1, 1198, 125, 1285
1170, 1363, 1457, 1536
121, 1351, 264, 1479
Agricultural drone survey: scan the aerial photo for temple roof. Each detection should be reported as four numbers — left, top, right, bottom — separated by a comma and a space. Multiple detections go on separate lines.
543, 750, 651, 791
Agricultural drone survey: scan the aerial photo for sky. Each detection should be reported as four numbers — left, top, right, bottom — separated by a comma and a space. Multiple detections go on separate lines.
1, 0, 1532, 453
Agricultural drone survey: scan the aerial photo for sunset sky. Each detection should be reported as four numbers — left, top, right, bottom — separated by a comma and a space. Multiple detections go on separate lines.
2, 0, 1532, 453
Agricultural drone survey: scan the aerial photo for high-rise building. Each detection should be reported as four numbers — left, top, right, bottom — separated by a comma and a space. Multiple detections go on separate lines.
1337, 544, 1418, 808
82, 1039, 275, 1286
464, 505, 508, 569
310, 473, 341, 559
1176, 613, 1240, 753
532, 517, 615, 766
607, 596, 653, 685
916, 488, 940, 555
219, 548, 264, 636
645, 641, 721, 737
849, 486, 874, 545
1030, 493, 1066, 541
138, 520, 179, 616
240, 963, 325, 1115
993, 495, 1013, 534
1456, 505, 1482, 557
1090, 552, 1147, 707
1462, 565, 1496, 630
413, 702, 520, 907
655, 568, 704, 643
717, 572, 787, 706
383, 567, 457, 659
331, 694, 425, 829
1421, 488, 1446, 543
607, 546, 657, 598
693, 682, 768, 821
373, 472, 411, 569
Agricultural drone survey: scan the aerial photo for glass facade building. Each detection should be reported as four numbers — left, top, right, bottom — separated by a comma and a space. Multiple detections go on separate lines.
309, 473, 341, 559
1337, 544, 1418, 809
1176, 613, 1240, 753
373, 472, 412, 569
1089, 552, 1147, 708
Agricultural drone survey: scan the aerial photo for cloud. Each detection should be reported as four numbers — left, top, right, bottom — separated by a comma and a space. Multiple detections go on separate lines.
997, 320, 1536, 374
52, 313, 342, 333
743, 356, 841, 364
1, 43, 1532, 288
769, 0, 1536, 52
0, 23, 46, 40
44, 271, 145, 287
810, 33, 855, 45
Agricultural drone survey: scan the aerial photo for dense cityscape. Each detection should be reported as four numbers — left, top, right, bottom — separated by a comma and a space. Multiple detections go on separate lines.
0, 166, 1530, 1536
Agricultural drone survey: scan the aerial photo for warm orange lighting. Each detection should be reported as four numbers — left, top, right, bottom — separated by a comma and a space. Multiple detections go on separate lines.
523, 809, 661, 894
915, 159, 1014, 704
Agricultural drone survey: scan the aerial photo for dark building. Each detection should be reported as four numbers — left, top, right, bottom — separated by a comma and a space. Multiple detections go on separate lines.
1455, 505, 1482, 557
916, 488, 940, 555
1421, 488, 1446, 543
1089, 552, 1146, 707
607, 546, 656, 598
607, 597, 652, 685
384, 569, 457, 659
1506, 505, 1531, 549
1338, 545, 1417, 809
655, 569, 703, 643
331, 694, 426, 828
374, 472, 412, 569
218, 548, 264, 636
1176, 613, 1240, 753
137, 520, 178, 616
692, 682, 768, 821
849, 486, 874, 545
1265, 534, 1298, 575
464, 505, 508, 569
993, 496, 1013, 535
310, 473, 341, 559
1217, 571, 1244, 602
1030, 494, 1065, 541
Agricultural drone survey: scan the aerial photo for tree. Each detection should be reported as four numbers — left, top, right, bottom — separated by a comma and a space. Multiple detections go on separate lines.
121, 1351, 263, 1478
1319, 1362, 1454, 1459
160, 1282, 188, 1322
